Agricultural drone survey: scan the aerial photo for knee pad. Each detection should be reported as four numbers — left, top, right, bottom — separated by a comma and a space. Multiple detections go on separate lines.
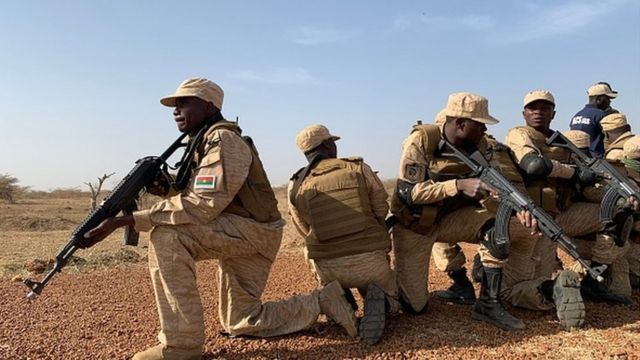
480, 219, 509, 260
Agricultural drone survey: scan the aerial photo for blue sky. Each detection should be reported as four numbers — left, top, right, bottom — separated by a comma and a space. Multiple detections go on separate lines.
1, 0, 639, 190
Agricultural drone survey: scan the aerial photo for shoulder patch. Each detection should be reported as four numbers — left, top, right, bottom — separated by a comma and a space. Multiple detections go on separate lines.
404, 163, 425, 183
194, 175, 217, 190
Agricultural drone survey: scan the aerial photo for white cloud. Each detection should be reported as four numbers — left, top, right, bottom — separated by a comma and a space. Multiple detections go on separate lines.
391, 12, 494, 32
231, 68, 320, 85
490, 0, 629, 44
291, 26, 358, 45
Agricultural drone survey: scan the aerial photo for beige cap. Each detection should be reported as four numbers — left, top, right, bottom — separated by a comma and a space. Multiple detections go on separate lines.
296, 124, 340, 153
623, 135, 640, 159
434, 108, 447, 126
160, 77, 224, 109
444, 92, 498, 125
601, 113, 628, 131
563, 130, 590, 149
523, 90, 555, 107
587, 83, 618, 98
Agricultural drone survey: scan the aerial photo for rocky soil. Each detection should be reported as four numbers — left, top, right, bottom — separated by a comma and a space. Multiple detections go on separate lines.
2, 246, 639, 360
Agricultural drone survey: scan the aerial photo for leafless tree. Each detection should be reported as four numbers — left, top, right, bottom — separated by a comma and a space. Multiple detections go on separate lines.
85, 172, 115, 209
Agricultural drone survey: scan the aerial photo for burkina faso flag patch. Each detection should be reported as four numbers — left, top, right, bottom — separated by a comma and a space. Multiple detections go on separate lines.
194, 175, 216, 189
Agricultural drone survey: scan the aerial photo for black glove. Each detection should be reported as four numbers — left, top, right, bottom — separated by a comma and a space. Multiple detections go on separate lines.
572, 165, 598, 185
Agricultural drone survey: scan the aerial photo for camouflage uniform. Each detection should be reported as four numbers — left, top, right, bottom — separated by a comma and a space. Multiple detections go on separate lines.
622, 134, 640, 289
131, 80, 356, 360
288, 124, 398, 344
391, 92, 527, 330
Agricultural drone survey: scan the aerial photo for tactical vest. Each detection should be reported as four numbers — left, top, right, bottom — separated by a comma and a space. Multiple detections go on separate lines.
199, 121, 281, 223
292, 157, 390, 260
513, 126, 573, 214
391, 124, 478, 234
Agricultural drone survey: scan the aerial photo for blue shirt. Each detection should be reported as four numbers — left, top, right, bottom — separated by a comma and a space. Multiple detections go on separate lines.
569, 104, 605, 158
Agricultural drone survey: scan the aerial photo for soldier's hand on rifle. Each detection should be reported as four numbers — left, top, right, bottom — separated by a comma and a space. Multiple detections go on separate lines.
83, 216, 134, 248
515, 210, 542, 236
572, 165, 599, 185
456, 178, 498, 200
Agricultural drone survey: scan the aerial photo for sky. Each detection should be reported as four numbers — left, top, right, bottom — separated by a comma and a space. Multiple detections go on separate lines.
0, 0, 639, 190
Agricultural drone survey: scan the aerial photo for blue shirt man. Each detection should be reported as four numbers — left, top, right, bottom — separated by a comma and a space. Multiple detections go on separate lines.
569, 82, 618, 158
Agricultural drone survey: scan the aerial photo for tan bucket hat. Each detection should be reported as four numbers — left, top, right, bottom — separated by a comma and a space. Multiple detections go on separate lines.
434, 108, 447, 126
587, 83, 618, 98
623, 135, 640, 159
563, 130, 590, 149
444, 92, 498, 125
160, 77, 224, 109
523, 90, 555, 107
601, 113, 628, 132
296, 124, 340, 153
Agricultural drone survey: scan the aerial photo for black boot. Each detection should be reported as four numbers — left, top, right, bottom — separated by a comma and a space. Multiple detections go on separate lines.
471, 253, 484, 283
472, 267, 525, 331
540, 270, 585, 330
580, 261, 633, 305
358, 283, 387, 345
435, 267, 477, 304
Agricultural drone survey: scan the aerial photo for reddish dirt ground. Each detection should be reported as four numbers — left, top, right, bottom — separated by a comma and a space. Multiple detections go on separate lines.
2, 246, 639, 360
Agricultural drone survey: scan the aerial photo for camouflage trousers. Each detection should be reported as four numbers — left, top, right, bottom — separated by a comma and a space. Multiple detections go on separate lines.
392, 206, 527, 312
147, 213, 321, 349
559, 202, 633, 297
308, 249, 400, 313
429, 202, 608, 310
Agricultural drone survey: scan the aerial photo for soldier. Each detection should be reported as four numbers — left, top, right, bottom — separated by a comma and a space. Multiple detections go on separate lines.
287, 124, 399, 344
506, 90, 631, 306
602, 113, 635, 167
390, 92, 540, 331
431, 109, 478, 304
83, 78, 357, 360
570, 82, 619, 158
623, 136, 640, 288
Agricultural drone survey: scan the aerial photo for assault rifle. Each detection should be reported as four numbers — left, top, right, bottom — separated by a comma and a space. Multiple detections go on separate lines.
440, 139, 605, 282
546, 131, 639, 233
23, 133, 188, 299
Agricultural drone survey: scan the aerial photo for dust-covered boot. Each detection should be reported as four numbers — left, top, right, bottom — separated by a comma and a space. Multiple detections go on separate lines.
319, 280, 359, 337
132, 344, 202, 360
471, 253, 484, 283
540, 270, 585, 330
472, 267, 525, 331
580, 261, 633, 305
435, 267, 477, 304
358, 282, 387, 345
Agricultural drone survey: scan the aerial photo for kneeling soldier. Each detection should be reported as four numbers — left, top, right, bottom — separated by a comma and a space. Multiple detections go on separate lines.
288, 124, 400, 344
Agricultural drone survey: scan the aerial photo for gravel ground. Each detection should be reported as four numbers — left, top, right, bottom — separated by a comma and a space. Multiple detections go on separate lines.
2, 248, 639, 360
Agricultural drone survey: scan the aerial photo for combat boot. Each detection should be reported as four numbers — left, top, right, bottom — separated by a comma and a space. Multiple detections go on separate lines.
358, 282, 387, 345
471, 253, 484, 283
132, 344, 202, 360
435, 267, 477, 304
580, 261, 633, 305
540, 270, 585, 330
319, 280, 359, 337
471, 267, 525, 331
